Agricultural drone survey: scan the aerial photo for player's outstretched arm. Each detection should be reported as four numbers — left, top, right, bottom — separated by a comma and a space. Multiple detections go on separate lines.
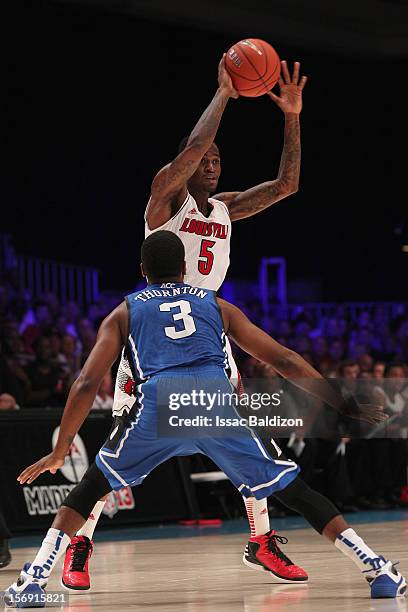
215, 61, 307, 222
17, 303, 128, 485
147, 56, 238, 230
218, 298, 387, 425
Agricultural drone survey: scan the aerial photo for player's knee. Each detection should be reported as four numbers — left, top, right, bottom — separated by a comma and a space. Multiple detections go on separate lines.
273, 476, 340, 534
62, 463, 112, 520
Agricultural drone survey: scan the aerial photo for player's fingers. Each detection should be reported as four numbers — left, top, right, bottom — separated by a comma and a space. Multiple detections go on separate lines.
27, 466, 47, 484
266, 91, 280, 102
292, 61, 300, 84
281, 60, 291, 84
18, 464, 38, 483
19, 470, 37, 485
299, 75, 308, 91
27, 473, 40, 485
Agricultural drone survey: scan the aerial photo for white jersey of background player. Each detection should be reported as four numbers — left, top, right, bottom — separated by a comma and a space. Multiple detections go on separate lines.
146, 193, 230, 289
61, 55, 308, 590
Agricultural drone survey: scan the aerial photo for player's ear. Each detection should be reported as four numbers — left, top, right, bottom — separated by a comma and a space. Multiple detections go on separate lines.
140, 263, 146, 278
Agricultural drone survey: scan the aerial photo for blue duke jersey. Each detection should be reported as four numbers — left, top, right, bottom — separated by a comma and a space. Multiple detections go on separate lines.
95, 283, 299, 492
125, 282, 228, 378
97, 281, 299, 494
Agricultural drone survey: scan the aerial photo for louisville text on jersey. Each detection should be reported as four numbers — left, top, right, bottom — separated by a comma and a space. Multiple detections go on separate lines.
179, 218, 229, 239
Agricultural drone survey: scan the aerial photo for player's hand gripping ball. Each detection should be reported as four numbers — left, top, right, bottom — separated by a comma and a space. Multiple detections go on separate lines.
225, 39, 281, 97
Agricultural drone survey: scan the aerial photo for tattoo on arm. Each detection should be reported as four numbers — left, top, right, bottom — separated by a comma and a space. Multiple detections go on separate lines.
151, 89, 230, 199
227, 113, 301, 220
277, 113, 301, 193
187, 88, 229, 150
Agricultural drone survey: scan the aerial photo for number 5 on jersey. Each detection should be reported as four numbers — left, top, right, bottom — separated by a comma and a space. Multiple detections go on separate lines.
198, 239, 215, 275
159, 300, 197, 339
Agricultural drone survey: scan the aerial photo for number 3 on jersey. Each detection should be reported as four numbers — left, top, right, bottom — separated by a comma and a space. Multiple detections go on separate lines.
159, 300, 196, 339
198, 239, 215, 275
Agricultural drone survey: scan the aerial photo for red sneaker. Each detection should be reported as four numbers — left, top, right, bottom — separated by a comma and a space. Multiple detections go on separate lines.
61, 536, 93, 591
243, 530, 308, 583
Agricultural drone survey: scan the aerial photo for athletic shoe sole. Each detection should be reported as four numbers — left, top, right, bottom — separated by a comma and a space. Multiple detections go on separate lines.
243, 551, 309, 584
60, 578, 91, 593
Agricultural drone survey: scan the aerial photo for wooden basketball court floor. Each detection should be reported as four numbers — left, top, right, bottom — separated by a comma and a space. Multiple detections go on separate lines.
1, 520, 407, 612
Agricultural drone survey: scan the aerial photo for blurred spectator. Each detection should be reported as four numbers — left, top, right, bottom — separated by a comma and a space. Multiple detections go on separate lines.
0, 393, 18, 411
373, 361, 386, 379
61, 333, 81, 381
373, 363, 407, 417
25, 337, 69, 407
1, 326, 31, 403
357, 353, 374, 373
21, 301, 53, 350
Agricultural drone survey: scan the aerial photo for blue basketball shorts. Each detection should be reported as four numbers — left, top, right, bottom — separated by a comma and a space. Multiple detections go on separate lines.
95, 368, 299, 500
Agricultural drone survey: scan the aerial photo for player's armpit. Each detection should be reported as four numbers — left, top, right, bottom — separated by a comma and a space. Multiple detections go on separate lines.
223, 180, 296, 222
213, 191, 241, 210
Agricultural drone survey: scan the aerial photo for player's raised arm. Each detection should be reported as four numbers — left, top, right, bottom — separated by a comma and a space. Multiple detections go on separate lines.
147, 56, 238, 230
17, 302, 128, 485
218, 298, 387, 425
215, 61, 307, 222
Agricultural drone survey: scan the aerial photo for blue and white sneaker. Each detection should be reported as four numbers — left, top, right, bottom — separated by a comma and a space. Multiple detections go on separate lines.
4, 563, 48, 608
365, 560, 407, 599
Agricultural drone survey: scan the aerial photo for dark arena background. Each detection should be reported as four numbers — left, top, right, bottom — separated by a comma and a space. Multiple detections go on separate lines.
1, 1, 408, 611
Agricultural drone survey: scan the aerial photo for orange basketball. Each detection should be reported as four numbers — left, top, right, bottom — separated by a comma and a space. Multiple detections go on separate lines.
225, 39, 280, 98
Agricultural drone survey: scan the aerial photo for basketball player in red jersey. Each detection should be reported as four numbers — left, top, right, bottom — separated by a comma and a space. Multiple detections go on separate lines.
62, 56, 308, 590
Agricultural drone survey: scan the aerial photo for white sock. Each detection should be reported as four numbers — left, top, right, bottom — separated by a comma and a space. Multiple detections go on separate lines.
243, 497, 270, 538
27, 528, 71, 581
76, 500, 106, 540
335, 528, 386, 573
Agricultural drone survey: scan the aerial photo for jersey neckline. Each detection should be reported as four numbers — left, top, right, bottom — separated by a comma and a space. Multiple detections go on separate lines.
146, 282, 191, 289
195, 199, 215, 220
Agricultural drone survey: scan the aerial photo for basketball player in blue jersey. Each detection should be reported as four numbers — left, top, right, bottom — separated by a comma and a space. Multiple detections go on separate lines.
6, 232, 405, 605
60, 55, 308, 589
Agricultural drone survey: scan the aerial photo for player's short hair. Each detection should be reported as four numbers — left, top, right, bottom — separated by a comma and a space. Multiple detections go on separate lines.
141, 231, 185, 279
178, 137, 220, 155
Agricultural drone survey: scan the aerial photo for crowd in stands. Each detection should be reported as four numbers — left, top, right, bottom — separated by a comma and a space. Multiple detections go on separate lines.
0, 285, 119, 411
1, 283, 408, 513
